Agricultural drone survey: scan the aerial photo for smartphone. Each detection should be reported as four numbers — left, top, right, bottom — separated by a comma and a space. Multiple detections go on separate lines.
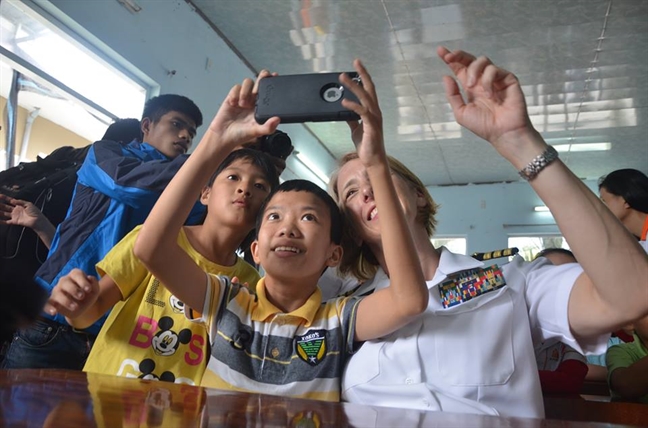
255, 72, 361, 124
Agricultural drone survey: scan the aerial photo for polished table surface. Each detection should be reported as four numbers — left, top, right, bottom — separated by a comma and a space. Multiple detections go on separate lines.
0, 369, 643, 427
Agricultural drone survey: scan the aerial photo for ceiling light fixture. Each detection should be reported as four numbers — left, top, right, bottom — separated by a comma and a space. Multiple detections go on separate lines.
553, 143, 611, 152
534, 205, 550, 212
295, 152, 330, 184
116, 0, 142, 13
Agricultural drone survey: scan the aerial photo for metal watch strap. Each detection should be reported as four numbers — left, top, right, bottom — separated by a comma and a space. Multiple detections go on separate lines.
518, 145, 559, 181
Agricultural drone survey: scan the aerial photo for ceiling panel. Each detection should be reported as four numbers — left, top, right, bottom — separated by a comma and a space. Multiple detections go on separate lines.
191, 0, 648, 186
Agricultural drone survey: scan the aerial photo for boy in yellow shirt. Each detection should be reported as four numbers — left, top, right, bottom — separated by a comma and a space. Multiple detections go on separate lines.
46, 148, 278, 384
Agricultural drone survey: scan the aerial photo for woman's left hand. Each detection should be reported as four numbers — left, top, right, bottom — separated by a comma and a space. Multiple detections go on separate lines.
340, 60, 385, 167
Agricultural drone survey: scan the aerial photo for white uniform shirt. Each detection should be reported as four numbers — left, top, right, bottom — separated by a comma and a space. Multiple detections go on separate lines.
342, 248, 608, 419
319, 267, 362, 301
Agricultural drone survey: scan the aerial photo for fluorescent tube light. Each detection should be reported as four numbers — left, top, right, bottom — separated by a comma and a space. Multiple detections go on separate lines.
554, 143, 611, 152
295, 152, 330, 184
117, 0, 142, 13
534, 205, 550, 212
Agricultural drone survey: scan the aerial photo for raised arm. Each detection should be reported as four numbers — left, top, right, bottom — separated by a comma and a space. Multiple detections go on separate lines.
0, 194, 56, 249
133, 76, 280, 311
340, 61, 428, 342
437, 47, 648, 338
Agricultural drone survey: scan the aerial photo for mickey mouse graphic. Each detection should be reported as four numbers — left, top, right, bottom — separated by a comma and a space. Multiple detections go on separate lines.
151, 316, 192, 357
169, 295, 185, 314
138, 358, 176, 382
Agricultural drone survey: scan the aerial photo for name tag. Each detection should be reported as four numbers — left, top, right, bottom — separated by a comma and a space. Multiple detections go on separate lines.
438, 265, 507, 308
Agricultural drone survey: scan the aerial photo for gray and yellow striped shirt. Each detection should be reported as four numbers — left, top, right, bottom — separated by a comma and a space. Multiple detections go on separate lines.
196, 274, 361, 402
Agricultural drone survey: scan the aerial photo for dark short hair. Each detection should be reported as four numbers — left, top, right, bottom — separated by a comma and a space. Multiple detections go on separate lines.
256, 179, 343, 244
102, 118, 141, 143
207, 148, 279, 189
200, 149, 280, 226
142, 94, 203, 128
598, 169, 648, 213
535, 247, 575, 261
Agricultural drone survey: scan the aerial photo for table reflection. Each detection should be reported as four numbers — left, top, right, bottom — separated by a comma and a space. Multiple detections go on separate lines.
0, 369, 638, 427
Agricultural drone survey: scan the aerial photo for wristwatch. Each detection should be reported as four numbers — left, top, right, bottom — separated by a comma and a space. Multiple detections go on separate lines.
518, 145, 559, 181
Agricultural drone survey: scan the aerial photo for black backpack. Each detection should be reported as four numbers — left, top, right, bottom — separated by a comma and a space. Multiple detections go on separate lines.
0, 146, 89, 281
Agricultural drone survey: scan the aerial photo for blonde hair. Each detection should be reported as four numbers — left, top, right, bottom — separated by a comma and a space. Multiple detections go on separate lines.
329, 152, 439, 281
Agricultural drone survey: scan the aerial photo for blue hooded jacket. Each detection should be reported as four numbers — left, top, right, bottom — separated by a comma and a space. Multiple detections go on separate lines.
36, 139, 204, 334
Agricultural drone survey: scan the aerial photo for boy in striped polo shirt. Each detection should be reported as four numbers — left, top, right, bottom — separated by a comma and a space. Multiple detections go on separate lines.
134, 62, 428, 401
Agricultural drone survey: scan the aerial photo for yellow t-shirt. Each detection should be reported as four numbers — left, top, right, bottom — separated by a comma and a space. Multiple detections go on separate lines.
83, 225, 260, 385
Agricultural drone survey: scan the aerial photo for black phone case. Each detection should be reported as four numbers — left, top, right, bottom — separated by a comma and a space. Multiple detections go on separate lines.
255, 72, 361, 124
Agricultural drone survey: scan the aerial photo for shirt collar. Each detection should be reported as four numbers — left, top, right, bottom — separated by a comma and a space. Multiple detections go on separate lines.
431, 246, 484, 287
252, 278, 322, 326
371, 247, 485, 292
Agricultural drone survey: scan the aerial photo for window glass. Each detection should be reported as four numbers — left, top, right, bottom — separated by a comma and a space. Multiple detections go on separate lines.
508, 236, 570, 261
432, 237, 467, 255
0, 0, 146, 119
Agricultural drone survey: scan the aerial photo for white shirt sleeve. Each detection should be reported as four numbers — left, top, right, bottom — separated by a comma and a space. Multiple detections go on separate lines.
513, 257, 609, 355
318, 267, 360, 300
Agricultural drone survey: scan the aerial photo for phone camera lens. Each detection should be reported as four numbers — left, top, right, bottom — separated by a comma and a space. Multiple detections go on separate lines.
321, 83, 344, 103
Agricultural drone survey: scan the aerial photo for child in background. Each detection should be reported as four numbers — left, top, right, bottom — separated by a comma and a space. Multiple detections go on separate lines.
45, 148, 278, 385
133, 62, 428, 401
598, 168, 648, 252
607, 316, 648, 403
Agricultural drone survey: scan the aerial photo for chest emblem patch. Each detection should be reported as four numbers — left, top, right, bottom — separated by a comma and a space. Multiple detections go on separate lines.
438, 265, 507, 308
295, 330, 327, 366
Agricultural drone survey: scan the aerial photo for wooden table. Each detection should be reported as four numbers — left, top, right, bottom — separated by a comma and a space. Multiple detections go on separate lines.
0, 369, 641, 427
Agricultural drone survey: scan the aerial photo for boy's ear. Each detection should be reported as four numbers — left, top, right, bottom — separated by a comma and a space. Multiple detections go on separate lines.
250, 240, 261, 265
141, 117, 151, 139
200, 186, 210, 206
326, 244, 343, 268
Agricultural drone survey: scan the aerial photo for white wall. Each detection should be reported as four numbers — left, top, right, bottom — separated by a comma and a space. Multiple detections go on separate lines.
38, 0, 336, 185
428, 179, 599, 255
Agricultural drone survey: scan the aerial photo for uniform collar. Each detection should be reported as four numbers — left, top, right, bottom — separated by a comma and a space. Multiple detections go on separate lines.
252, 278, 322, 327
431, 246, 484, 287
371, 247, 484, 293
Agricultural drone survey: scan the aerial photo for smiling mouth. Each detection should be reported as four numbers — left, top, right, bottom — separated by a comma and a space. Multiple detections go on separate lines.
367, 207, 378, 221
273, 246, 302, 254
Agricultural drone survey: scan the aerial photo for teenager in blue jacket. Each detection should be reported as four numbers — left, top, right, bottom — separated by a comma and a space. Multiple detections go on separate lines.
2, 94, 204, 370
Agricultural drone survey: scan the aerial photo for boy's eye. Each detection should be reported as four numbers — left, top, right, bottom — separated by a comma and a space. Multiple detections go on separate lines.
227, 174, 239, 181
267, 212, 279, 220
301, 213, 316, 222
254, 182, 267, 192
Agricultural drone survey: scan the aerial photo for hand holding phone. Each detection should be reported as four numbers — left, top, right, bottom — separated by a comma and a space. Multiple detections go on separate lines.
255, 72, 362, 124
